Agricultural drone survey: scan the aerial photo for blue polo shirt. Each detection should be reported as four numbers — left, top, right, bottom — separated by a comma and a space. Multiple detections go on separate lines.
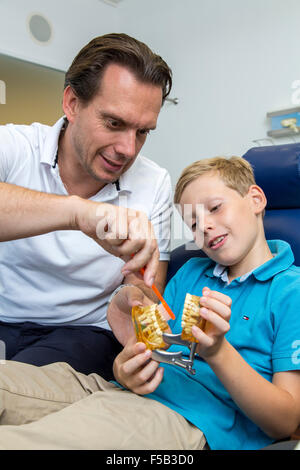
147, 240, 300, 450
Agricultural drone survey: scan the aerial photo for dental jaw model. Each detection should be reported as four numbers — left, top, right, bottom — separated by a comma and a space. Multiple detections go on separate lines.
132, 293, 206, 375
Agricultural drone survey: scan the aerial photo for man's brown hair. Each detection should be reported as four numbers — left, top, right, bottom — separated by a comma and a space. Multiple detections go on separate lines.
64, 33, 172, 105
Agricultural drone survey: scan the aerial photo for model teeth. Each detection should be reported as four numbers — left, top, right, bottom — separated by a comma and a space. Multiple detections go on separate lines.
181, 293, 206, 342
132, 304, 169, 350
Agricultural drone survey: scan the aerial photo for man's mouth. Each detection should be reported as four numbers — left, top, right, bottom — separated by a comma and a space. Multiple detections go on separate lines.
100, 154, 124, 172
208, 234, 227, 250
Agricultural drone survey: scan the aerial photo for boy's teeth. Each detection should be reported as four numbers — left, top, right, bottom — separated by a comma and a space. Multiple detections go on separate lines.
212, 235, 225, 246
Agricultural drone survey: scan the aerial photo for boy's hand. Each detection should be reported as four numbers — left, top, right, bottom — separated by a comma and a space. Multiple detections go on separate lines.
192, 287, 232, 360
113, 336, 164, 395
107, 286, 153, 346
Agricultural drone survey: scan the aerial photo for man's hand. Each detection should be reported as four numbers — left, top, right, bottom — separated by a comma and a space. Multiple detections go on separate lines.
192, 287, 232, 359
74, 198, 159, 286
107, 285, 154, 346
113, 336, 164, 395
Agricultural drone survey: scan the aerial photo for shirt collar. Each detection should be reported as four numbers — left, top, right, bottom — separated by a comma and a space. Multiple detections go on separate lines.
40, 116, 65, 167
252, 240, 294, 281
205, 240, 294, 283
212, 263, 254, 285
40, 116, 132, 194
117, 156, 142, 194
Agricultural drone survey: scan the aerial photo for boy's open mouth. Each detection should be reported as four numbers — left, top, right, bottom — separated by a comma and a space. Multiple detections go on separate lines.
208, 234, 228, 250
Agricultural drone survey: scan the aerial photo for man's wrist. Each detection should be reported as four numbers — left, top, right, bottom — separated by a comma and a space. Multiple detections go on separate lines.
67, 195, 85, 230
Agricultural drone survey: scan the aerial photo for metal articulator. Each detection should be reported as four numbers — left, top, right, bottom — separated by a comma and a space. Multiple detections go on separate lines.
151, 333, 197, 375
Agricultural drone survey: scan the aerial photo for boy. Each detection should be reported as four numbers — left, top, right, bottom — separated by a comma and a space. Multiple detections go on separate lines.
0, 156, 299, 450
112, 156, 300, 449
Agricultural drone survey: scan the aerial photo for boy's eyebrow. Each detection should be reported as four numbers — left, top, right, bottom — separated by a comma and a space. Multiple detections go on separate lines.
205, 196, 223, 202
100, 111, 157, 130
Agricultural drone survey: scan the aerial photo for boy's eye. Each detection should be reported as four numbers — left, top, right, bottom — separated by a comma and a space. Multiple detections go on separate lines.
210, 204, 221, 213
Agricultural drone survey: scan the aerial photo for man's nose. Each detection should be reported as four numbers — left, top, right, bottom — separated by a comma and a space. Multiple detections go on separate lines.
114, 130, 137, 159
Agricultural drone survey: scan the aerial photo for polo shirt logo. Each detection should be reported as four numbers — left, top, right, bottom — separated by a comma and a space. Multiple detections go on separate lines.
242, 315, 250, 321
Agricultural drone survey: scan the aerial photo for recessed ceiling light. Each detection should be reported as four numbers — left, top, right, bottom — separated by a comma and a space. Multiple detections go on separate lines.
28, 14, 52, 44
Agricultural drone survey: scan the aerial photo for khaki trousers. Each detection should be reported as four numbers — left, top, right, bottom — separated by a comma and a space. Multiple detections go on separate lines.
0, 361, 206, 450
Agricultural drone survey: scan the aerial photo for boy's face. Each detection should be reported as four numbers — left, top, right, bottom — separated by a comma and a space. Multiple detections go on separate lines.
179, 172, 265, 267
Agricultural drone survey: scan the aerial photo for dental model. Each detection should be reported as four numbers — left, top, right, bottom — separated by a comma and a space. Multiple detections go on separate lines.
131, 292, 206, 375
181, 293, 206, 342
132, 304, 169, 350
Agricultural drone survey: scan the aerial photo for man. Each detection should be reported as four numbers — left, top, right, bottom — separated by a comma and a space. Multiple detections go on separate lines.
0, 33, 173, 379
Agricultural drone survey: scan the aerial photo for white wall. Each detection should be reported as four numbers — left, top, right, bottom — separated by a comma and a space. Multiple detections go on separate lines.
0, 0, 118, 70
118, 0, 300, 178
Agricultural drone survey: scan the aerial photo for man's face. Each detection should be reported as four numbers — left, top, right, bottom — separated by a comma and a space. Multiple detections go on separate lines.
65, 64, 162, 187
179, 173, 262, 268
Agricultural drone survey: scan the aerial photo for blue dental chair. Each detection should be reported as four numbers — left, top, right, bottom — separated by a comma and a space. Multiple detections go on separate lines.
166, 143, 300, 445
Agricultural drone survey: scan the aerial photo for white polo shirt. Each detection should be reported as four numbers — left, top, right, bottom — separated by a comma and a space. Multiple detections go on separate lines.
0, 117, 172, 329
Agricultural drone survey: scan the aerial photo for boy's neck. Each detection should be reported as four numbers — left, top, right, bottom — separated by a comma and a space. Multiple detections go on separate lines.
227, 237, 273, 283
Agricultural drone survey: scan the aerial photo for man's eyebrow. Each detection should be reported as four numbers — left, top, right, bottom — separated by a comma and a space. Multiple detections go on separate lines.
100, 111, 156, 130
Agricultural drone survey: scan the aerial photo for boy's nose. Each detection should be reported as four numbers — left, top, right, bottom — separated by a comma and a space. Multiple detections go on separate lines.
203, 215, 215, 233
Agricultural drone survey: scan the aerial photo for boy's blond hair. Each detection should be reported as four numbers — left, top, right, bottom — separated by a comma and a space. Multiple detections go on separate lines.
174, 156, 256, 204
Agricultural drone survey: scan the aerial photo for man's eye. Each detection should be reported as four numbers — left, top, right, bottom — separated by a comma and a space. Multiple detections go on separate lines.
191, 222, 197, 231
138, 129, 151, 136
107, 119, 121, 129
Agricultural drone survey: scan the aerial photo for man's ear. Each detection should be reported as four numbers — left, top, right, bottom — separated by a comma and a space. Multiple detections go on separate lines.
62, 86, 81, 123
247, 185, 267, 215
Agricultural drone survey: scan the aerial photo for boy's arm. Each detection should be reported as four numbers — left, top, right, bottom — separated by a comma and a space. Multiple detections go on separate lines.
205, 340, 300, 440
194, 289, 300, 440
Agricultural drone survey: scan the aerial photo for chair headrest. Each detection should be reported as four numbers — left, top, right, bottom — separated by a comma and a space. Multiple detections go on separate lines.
243, 143, 300, 209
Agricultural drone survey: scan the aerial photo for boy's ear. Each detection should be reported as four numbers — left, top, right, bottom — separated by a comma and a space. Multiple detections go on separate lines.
247, 185, 267, 215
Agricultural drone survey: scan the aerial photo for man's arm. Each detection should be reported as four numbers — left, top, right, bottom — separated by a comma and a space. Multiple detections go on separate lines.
0, 183, 74, 240
0, 182, 159, 285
